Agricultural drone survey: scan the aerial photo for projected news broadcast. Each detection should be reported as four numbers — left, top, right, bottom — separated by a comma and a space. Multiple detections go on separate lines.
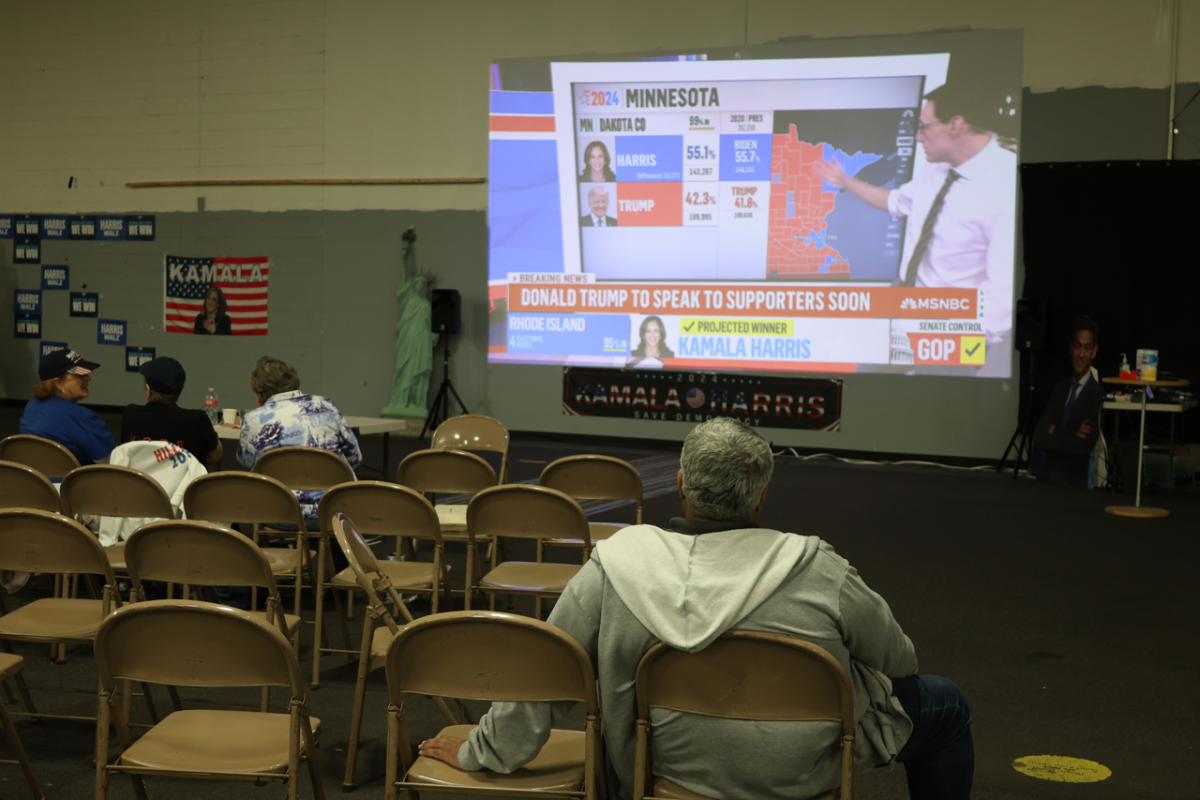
487, 33, 1021, 377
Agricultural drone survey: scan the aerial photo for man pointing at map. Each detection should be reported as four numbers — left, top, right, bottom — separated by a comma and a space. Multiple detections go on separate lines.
818, 83, 1016, 360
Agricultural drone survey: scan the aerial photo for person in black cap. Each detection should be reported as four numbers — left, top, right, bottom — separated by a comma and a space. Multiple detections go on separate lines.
19, 348, 116, 467
120, 356, 223, 466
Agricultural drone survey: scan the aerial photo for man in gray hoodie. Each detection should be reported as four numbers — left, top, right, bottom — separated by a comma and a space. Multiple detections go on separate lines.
419, 417, 973, 799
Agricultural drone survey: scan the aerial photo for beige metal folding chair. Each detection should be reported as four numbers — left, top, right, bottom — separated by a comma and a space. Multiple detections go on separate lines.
431, 414, 511, 483
0, 653, 43, 799
183, 472, 311, 618
311, 481, 447, 689
539, 455, 643, 551
384, 610, 603, 800
0, 509, 123, 727
124, 520, 302, 652
330, 512, 457, 791
0, 460, 63, 513
397, 447, 497, 537
466, 484, 591, 618
633, 631, 856, 800
59, 464, 175, 582
93, 600, 324, 800
0, 434, 80, 480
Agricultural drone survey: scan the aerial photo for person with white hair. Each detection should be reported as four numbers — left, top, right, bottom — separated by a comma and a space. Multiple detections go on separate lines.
419, 417, 974, 800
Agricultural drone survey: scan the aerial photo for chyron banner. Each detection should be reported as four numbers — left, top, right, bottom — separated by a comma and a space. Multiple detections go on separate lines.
563, 367, 840, 431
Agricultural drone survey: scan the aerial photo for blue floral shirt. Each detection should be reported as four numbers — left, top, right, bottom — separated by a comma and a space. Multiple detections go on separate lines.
237, 390, 362, 518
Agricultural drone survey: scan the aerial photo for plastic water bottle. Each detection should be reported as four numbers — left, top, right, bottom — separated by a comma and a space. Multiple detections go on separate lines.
205, 388, 219, 425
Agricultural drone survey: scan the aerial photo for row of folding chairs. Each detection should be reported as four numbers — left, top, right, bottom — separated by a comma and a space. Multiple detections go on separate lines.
331, 511, 859, 800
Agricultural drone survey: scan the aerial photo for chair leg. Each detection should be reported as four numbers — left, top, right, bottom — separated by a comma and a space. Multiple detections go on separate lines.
167, 685, 183, 712
385, 705, 403, 800
343, 617, 375, 791
0, 696, 42, 800
312, 536, 329, 689
138, 682, 161, 724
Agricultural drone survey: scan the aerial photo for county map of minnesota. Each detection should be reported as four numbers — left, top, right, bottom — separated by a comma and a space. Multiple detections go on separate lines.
767, 124, 881, 278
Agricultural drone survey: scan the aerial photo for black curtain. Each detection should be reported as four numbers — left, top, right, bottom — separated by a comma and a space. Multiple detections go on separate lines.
1019, 160, 1199, 421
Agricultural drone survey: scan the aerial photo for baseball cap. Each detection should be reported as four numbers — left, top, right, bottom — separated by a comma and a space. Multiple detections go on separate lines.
39, 349, 100, 381
139, 357, 187, 393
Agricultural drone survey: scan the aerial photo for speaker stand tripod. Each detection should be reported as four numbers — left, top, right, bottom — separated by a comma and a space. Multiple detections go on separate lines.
420, 335, 469, 438
997, 350, 1037, 479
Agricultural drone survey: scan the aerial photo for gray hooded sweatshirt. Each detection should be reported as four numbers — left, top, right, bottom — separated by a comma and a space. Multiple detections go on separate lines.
457, 521, 918, 800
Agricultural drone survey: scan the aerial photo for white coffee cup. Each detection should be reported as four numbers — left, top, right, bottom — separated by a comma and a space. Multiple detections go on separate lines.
222, 408, 238, 425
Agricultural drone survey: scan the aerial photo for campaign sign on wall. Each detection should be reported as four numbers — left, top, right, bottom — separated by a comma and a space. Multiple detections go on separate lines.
69, 216, 97, 240
125, 346, 156, 371
41, 264, 69, 290
41, 215, 69, 240
563, 367, 842, 431
14, 289, 41, 315
70, 291, 99, 317
0, 216, 13, 238
15, 315, 41, 338
41, 341, 68, 358
98, 319, 127, 346
14, 215, 40, 263
96, 216, 126, 241
126, 215, 156, 240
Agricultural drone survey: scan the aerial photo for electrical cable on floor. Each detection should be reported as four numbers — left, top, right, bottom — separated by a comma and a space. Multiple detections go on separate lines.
772, 447, 1015, 473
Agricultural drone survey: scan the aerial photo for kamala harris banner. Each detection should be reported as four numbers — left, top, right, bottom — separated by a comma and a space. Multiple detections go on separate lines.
563, 367, 841, 430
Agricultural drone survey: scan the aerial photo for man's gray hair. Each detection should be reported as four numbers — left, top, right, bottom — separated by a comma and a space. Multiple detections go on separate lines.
680, 417, 774, 520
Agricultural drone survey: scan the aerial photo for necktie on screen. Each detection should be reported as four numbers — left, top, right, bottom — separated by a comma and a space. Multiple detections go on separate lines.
1062, 382, 1080, 428
596, 217, 604, 227
902, 169, 960, 287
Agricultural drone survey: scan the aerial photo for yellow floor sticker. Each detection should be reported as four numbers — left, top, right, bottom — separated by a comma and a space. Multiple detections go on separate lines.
1013, 755, 1112, 783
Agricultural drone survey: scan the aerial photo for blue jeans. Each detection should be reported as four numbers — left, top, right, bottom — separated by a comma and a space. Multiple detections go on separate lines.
892, 675, 974, 800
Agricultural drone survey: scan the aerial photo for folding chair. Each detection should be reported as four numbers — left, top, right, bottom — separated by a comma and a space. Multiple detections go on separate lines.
311, 481, 447, 689
384, 610, 603, 800
466, 484, 591, 618
59, 464, 177, 584
397, 447, 497, 536
539, 455, 643, 551
0, 434, 80, 480
93, 600, 324, 800
330, 512, 457, 791
431, 414, 511, 483
633, 631, 856, 800
183, 472, 312, 618
0, 461, 63, 513
0, 509, 124, 727
0, 653, 43, 799
0, 460, 63, 599
124, 520, 303, 653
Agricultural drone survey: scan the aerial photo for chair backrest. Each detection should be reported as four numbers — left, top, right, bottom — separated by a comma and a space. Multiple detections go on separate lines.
386, 610, 596, 710
0, 434, 80, 480
0, 508, 116, 581
183, 472, 306, 528
540, 455, 644, 522
59, 464, 175, 520
397, 448, 496, 495
468, 484, 590, 548
331, 512, 412, 633
635, 631, 855, 797
254, 445, 356, 490
431, 415, 510, 481
0, 460, 63, 513
317, 481, 442, 543
124, 520, 279, 592
94, 600, 301, 692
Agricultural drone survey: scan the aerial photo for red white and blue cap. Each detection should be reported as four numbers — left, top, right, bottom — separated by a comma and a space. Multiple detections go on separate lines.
39, 349, 100, 380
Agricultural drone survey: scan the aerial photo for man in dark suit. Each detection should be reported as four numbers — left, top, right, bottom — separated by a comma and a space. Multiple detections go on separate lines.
580, 186, 618, 227
1031, 315, 1105, 487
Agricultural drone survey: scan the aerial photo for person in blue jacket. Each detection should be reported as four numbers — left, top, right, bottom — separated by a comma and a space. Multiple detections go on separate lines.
19, 348, 115, 467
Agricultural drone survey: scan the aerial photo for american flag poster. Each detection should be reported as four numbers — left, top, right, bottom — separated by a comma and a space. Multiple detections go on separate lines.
164, 255, 269, 336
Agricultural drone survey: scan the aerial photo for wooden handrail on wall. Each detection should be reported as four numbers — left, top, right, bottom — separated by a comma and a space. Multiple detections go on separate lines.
125, 178, 485, 188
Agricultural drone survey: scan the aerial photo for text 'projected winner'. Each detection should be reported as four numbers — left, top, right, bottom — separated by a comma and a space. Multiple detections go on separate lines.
573, 78, 921, 282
